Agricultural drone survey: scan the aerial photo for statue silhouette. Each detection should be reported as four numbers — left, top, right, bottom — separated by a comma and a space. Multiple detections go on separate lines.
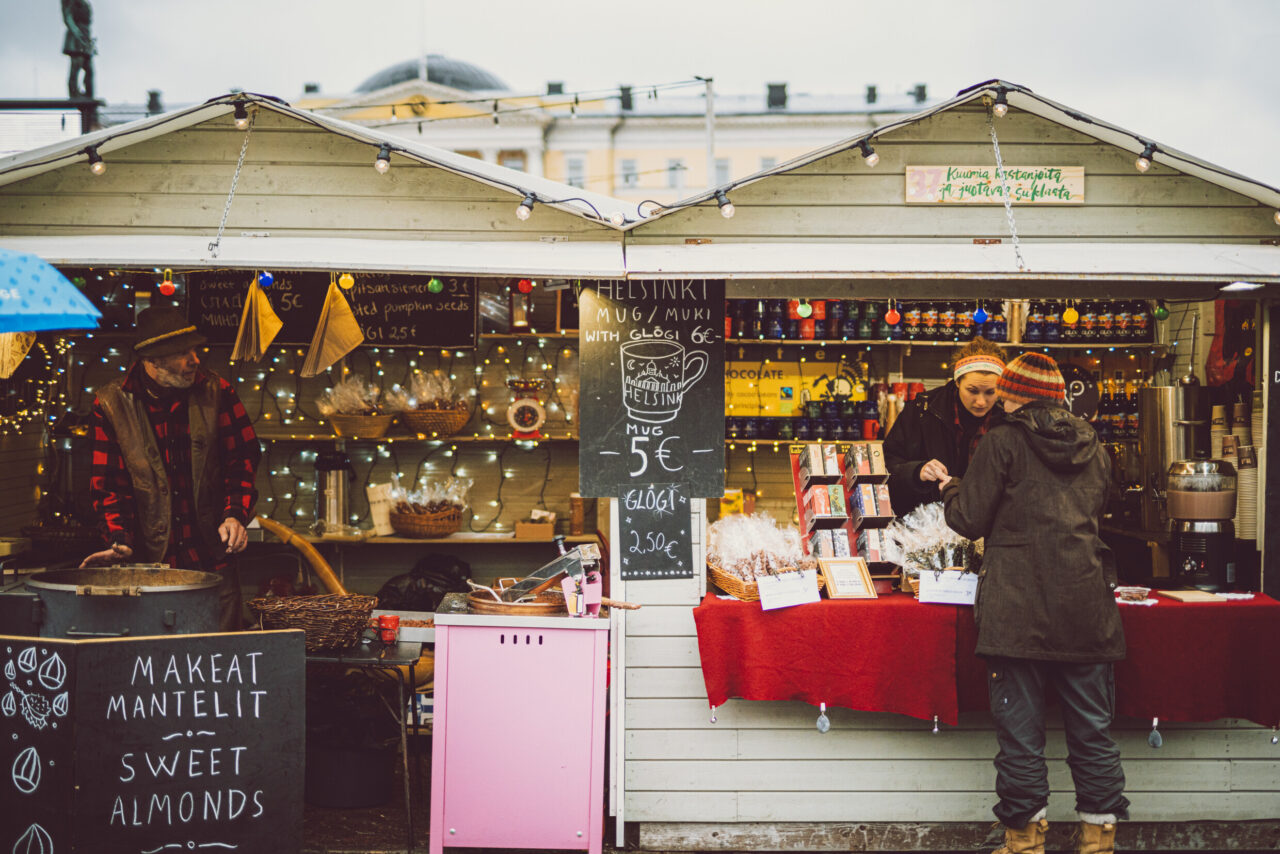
62, 0, 95, 100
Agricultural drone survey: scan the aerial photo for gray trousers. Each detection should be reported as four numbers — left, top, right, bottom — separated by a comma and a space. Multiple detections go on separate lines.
986, 657, 1130, 827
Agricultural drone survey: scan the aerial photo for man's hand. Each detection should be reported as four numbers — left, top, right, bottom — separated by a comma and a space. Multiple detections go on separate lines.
219, 517, 248, 554
80, 542, 132, 567
919, 459, 949, 482
938, 474, 953, 492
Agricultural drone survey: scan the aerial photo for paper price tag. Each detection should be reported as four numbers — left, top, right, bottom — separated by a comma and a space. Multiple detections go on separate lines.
917, 569, 979, 605
757, 569, 822, 611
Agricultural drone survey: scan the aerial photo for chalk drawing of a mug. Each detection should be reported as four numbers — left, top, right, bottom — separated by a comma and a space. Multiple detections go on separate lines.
620, 339, 708, 424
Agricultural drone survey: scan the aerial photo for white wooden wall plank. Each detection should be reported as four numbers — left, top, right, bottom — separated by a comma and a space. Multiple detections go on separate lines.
627, 792, 738, 822
626, 759, 1229, 793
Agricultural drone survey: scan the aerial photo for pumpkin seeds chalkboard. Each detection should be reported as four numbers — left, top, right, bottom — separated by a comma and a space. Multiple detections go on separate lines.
578, 280, 725, 498
186, 270, 477, 348
0, 630, 304, 854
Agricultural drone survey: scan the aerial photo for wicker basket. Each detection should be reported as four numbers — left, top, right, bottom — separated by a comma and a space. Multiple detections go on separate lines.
389, 507, 463, 538
707, 556, 824, 602
248, 593, 378, 652
903, 574, 921, 597
328, 413, 395, 438
401, 407, 470, 437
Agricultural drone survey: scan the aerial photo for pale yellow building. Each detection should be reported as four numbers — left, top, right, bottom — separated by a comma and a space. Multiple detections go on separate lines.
299, 55, 932, 212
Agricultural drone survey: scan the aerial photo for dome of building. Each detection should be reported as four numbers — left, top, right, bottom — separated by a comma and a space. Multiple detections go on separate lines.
354, 55, 510, 93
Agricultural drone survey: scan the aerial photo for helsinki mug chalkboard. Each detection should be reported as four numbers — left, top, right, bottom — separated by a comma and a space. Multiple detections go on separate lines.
578, 280, 726, 498
186, 270, 477, 349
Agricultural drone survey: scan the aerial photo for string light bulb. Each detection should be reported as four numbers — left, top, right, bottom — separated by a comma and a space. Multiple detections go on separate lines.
517, 278, 534, 294
374, 143, 392, 174
973, 302, 988, 325
796, 299, 813, 319
158, 268, 175, 296
1062, 301, 1079, 325
1135, 142, 1156, 173
85, 145, 105, 175
884, 302, 901, 326
715, 190, 736, 218
1274, 209, 1280, 226
516, 193, 535, 221
338, 272, 354, 290
608, 211, 626, 226
233, 102, 250, 130
427, 277, 444, 294
258, 270, 274, 288
1152, 300, 1170, 321
992, 88, 1009, 118
857, 139, 879, 167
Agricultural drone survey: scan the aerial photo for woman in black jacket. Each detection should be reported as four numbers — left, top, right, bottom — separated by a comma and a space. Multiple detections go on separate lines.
883, 337, 1006, 517
941, 352, 1127, 854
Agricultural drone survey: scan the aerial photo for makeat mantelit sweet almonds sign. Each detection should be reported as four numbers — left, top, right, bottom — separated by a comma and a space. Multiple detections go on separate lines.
905, 165, 1084, 204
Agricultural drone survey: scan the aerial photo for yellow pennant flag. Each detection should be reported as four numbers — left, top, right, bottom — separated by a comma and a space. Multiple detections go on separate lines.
230, 277, 283, 362
0, 331, 35, 379
301, 281, 364, 377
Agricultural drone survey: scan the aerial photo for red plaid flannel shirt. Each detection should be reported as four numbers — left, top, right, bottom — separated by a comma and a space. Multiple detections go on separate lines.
89, 364, 260, 573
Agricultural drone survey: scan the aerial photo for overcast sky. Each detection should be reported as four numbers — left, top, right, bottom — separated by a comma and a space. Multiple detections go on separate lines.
1, 0, 1278, 186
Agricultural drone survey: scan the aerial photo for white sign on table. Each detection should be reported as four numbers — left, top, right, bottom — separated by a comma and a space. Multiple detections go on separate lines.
916, 569, 979, 605
906, 166, 1084, 204
757, 569, 823, 611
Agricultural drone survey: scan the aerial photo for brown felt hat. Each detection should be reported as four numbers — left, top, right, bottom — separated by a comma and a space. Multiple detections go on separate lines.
133, 306, 207, 358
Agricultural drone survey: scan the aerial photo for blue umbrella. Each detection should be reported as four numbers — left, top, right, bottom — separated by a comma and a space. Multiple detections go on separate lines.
0, 248, 102, 333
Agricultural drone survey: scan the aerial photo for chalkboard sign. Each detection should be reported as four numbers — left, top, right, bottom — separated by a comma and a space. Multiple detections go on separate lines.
619, 483, 694, 580
578, 280, 726, 498
0, 630, 305, 854
186, 270, 477, 348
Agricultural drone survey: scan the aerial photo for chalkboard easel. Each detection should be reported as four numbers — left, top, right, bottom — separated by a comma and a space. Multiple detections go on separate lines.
0, 630, 305, 854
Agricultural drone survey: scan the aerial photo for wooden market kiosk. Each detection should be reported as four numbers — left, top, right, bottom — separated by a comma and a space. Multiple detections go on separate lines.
606, 80, 1280, 851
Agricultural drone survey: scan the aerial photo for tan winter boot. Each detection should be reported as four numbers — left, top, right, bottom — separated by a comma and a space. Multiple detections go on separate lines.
993, 817, 1048, 854
1076, 820, 1116, 854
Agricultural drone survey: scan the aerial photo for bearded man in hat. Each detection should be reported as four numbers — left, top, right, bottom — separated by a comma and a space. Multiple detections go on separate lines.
939, 352, 1128, 854
81, 307, 262, 631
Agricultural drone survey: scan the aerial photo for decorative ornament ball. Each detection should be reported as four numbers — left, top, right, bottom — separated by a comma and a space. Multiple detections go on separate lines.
427, 277, 444, 294
338, 273, 355, 290
796, 301, 813, 319
884, 308, 901, 325
517, 278, 534, 294
1062, 305, 1079, 325
1152, 303, 1170, 322
158, 281, 176, 296
258, 271, 274, 288
973, 306, 989, 325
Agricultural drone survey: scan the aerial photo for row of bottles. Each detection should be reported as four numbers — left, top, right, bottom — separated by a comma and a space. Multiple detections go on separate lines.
725, 299, 1009, 342
1025, 300, 1152, 344
725, 299, 1156, 345
1094, 374, 1146, 442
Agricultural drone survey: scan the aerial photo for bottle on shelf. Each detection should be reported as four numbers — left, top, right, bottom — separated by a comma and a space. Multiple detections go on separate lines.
811, 300, 827, 339
764, 299, 786, 339
840, 300, 860, 339
921, 300, 939, 340
1024, 300, 1044, 344
939, 301, 956, 340
903, 301, 923, 339
1097, 301, 1115, 341
1131, 300, 1151, 343
1043, 300, 1061, 343
1079, 300, 1098, 343
826, 299, 846, 340
1114, 301, 1132, 342
1061, 300, 1078, 342
956, 303, 975, 341
888, 302, 905, 340
987, 301, 1008, 342
858, 301, 877, 339
725, 300, 735, 340
1123, 378, 1141, 440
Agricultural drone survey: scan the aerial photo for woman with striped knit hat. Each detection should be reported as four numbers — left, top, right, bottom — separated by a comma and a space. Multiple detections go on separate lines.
883, 337, 1007, 517
940, 351, 1128, 854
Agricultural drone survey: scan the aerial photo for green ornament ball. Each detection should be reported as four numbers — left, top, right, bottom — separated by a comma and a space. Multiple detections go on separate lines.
1152, 303, 1170, 321
427, 277, 444, 294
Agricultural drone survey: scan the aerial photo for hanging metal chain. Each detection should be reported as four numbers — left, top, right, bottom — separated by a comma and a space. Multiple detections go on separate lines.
208, 110, 256, 258
987, 110, 1027, 272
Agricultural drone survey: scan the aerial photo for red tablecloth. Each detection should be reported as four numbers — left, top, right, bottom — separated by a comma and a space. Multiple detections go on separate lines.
694, 594, 961, 724
695, 592, 1280, 728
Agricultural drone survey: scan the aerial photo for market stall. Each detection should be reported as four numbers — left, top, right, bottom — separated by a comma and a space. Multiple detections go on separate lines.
607, 80, 1280, 851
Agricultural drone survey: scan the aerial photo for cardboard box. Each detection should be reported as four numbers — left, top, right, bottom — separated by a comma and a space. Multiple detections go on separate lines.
868, 442, 887, 475
831, 528, 851, 557
515, 521, 556, 539
875, 484, 893, 516
845, 443, 871, 475
827, 484, 847, 516
858, 484, 878, 516
805, 484, 831, 516
809, 529, 835, 557
822, 444, 841, 476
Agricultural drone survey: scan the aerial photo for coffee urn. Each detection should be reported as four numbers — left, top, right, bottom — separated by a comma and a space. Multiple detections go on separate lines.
1138, 384, 1211, 531
1166, 459, 1236, 591
314, 449, 355, 533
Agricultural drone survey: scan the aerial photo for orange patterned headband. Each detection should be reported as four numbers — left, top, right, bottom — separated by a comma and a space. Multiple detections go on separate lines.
954, 355, 1006, 381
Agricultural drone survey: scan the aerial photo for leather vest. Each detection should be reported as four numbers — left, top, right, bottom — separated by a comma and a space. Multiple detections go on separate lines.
96, 372, 223, 564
